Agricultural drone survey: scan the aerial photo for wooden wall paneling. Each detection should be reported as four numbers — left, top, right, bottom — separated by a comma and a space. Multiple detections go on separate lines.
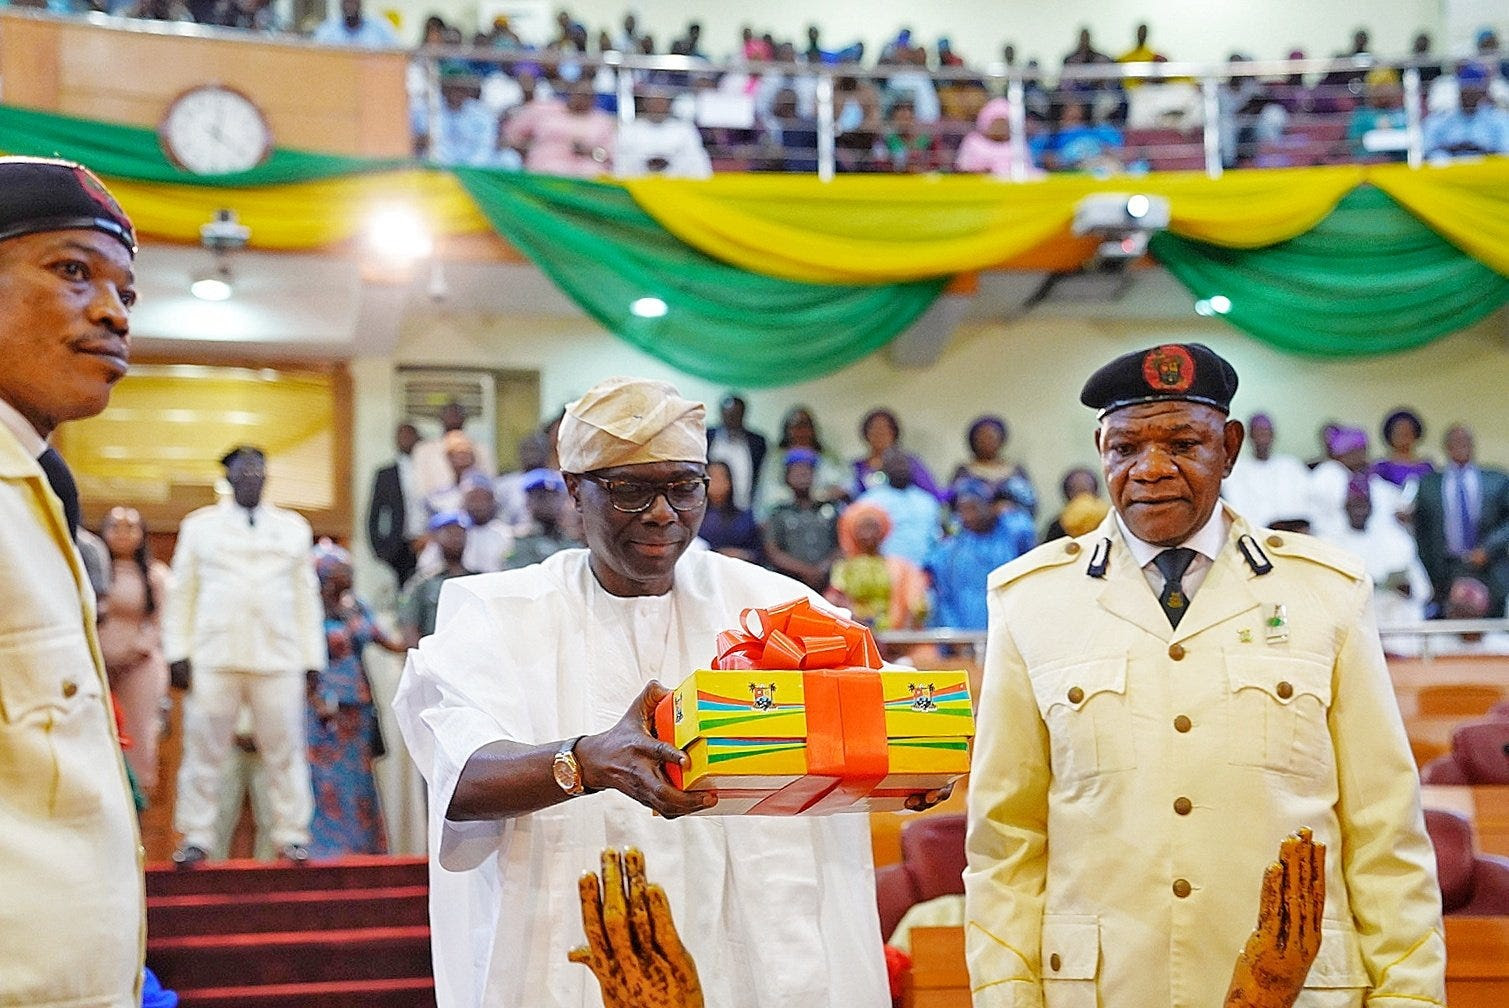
0, 17, 62, 109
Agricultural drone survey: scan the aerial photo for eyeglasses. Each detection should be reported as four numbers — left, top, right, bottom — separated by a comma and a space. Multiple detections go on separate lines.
580, 474, 709, 513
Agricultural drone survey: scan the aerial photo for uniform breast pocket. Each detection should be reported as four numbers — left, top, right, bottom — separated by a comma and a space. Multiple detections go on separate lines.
0, 631, 118, 821
1226, 651, 1334, 780
1030, 656, 1135, 786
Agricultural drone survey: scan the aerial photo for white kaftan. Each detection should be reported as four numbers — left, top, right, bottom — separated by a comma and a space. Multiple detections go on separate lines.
394, 548, 889, 1008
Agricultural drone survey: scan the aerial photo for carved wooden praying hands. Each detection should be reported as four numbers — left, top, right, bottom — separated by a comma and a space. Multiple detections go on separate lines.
1224, 828, 1327, 1008
569, 848, 705, 1008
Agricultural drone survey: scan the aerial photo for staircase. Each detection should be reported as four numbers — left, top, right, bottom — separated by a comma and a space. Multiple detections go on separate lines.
146, 856, 435, 1008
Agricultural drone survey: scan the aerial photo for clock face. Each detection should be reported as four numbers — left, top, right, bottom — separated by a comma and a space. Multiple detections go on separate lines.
159, 85, 273, 175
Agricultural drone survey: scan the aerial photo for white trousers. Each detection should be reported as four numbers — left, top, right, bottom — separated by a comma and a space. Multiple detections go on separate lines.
174, 667, 311, 851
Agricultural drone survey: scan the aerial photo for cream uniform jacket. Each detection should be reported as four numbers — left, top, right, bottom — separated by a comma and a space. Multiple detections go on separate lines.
0, 422, 143, 1007
163, 499, 324, 674
964, 507, 1444, 1008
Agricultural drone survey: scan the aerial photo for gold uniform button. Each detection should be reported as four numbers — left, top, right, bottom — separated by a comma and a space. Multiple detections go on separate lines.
61, 680, 78, 699
1168, 643, 1185, 660
1049, 953, 1062, 972
1174, 796, 1193, 815
1173, 878, 1192, 898
1067, 686, 1085, 704
1174, 715, 1192, 733
1266, 535, 1283, 548
1065, 542, 1081, 556
1276, 681, 1294, 700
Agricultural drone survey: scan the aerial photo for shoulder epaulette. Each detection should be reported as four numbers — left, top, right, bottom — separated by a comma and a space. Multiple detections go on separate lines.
1250, 529, 1366, 582
988, 536, 1088, 591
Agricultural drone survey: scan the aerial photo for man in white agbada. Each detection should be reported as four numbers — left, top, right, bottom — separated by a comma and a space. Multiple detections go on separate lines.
1220, 412, 1314, 531
394, 377, 894, 1008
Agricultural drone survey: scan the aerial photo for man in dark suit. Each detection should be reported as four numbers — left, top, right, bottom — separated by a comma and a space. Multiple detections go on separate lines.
1412, 423, 1509, 617
367, 421, 422, 588
705, 394, 767, 513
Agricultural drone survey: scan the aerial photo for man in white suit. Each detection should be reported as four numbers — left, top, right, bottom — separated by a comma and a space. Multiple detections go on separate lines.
166, 444, 325, 866
0, 157, 144, 1006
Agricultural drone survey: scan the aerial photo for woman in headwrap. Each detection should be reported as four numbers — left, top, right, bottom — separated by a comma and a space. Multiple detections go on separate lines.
949, 414, 1038, 516
954, 97, 1043, 178
851, 407, 943, 501
825, 501, 928, 636
1309, 426, 1403, 542
308, 539, 406, 857
1371, 408, 1435, 488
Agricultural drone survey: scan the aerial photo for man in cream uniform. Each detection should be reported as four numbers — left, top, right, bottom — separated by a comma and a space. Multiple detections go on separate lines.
167, 445, 325, 865
0, 157, 143, 1006
964, 343, 1444, 1008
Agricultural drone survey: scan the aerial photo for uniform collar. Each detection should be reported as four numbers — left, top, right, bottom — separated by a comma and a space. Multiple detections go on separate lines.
0, 396, 47, 459
1114, 504, 1230, 569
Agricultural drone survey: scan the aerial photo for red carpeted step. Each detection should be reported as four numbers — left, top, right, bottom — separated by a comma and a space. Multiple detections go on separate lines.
148, 885, 428, 937
149, 925, 432, 989
176, 976, 435, 1008
146, 856, 428, 898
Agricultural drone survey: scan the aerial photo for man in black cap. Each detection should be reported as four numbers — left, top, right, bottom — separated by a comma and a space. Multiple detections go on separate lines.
163, 444, 324, 867
963, 343, 1444, 1008
0, 156, 145, 1006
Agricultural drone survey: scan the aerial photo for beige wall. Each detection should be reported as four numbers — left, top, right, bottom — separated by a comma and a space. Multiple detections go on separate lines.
346, 304, 1509, 598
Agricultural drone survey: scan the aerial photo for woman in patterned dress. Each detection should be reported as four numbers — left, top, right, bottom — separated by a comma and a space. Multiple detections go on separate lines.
308, 541, 405, 858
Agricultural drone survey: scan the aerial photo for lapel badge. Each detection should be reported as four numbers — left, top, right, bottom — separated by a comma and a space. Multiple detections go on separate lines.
1264, 604, 1289, 644
1238, 628, 1253, 644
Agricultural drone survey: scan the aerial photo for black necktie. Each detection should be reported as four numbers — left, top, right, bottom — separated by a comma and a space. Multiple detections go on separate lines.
1154, 548, 1198, 629
37, 447, 80, 541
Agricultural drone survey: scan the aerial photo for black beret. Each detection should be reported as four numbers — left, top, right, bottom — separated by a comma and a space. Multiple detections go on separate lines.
0, 157, 136, 254
1080, 343, 1239, 419
220, 445, 266, 468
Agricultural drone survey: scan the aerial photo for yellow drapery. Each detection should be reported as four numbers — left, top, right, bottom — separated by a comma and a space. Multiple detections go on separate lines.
1368, 159, 1509, 278
622, 166, 1366, 283
102, 169, 491, 249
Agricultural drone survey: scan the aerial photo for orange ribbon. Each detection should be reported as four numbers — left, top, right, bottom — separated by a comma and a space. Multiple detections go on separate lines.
712, 597, 882, 671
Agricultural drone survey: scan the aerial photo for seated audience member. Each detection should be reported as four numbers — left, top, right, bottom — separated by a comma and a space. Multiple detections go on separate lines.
856, 448, 944, 568
418, 69, 518, 167
504, 78, 616, 176
954, 98, 1042, 179
1410, 576, 1509, 655
758, 87, 820, 173
852, 407, 943, 501
1347, 76, 1408, 159
311, 0, 397, 46
834, 76, 885, 172
308, 542, 405, 858
615, 87, 713, 178
697, 460, 763, 563
459, 480, 513, 572
883, 45, 942, 124
763, 449, 841, 590
1030, 101, 1125, 174
878, 100, 942, 173
1222, 412, 1315, 531
926, 479, 1036, 632
205, 0, 281, 30
1424, 80, 1509, 159
1317, 478, 1432, 633
503, 468, 578, 569
120, 0, 192, 20
949, 414, 1036, 516
398, 512, 474, 648
1042, 466, 1109, 541
1372, 408, 1435, 488
761, 405, 849, 510
826, 502, 928, 634
1310, 425, 1402, 543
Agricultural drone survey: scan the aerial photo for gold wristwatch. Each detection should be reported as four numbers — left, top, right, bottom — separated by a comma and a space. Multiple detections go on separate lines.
553, 735, 587, 796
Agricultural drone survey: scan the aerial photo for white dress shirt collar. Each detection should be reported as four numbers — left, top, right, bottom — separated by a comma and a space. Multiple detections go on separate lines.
1116, 504, 1231, 569
0, 396, 47, 458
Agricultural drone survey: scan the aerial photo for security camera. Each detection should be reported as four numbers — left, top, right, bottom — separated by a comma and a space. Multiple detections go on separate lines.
200, 208, 251, 254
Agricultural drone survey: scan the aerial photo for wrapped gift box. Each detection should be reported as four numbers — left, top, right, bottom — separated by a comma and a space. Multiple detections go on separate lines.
652, 597, 973, 816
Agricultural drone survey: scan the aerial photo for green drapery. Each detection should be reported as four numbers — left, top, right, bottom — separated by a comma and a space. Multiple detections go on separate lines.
1150, 187, 1509, 356
453, 169, 948, 386
0, 103, 401, 185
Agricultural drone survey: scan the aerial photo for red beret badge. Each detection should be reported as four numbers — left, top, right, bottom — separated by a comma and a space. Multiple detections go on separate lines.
1142, 344, 1195, 393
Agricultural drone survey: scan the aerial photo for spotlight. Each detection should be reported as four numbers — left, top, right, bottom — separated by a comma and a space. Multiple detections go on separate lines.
1208, 294, 1232, 314
630, 296, 668, 318
191, 265, 233, 301
366, 205, 433, 264
1125, 194, 1151, 220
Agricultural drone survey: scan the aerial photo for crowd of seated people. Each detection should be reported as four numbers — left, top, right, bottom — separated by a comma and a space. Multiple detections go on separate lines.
27, 0, 1505, 172
365, 396, 1509, 657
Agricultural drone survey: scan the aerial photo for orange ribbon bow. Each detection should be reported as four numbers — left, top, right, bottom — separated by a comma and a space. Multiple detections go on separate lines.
712, 597, 882, 671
